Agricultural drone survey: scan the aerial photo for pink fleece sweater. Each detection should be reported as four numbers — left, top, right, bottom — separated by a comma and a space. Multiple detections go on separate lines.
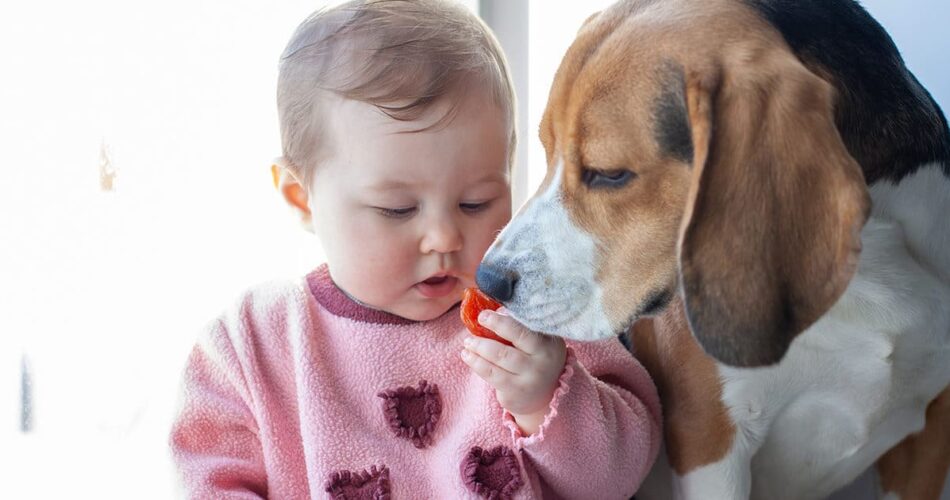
170, 265, 661, 499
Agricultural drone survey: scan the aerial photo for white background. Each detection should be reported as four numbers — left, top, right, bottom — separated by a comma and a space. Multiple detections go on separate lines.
1, 1, 946, 498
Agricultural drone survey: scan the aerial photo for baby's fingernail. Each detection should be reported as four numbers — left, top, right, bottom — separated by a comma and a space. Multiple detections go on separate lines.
460, 349, 471, 360
463, 337, 473, 347
478, 311, 490, 324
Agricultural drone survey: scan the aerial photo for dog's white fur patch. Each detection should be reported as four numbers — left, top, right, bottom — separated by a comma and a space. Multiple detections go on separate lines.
482, 159, 614, 340
869, 164, 950, 283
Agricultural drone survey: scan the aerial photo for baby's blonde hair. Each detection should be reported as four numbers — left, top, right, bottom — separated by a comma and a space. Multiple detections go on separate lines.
277, 0, 516, 186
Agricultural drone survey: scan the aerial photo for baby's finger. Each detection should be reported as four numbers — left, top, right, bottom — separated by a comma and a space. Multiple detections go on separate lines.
478, 310, 542, 354
463, 336, 528, 374
460, 349, 515, 389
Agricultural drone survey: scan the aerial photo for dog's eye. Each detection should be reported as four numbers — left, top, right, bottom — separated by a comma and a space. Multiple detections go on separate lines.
581, 168, 636, 189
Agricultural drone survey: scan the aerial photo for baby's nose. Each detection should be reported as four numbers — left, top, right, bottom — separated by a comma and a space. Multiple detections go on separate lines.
421, 218, 463, 254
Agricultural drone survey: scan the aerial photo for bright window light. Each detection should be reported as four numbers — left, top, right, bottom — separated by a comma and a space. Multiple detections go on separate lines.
526, 1, 619, 195
2, 1, 332, 497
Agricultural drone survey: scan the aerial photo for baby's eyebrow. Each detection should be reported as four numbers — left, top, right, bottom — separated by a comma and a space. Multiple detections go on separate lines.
366, 172, 508, 192
366, 179, 416, 191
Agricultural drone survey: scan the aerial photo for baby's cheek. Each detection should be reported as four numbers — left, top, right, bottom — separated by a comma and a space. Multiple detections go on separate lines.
330, 236, 408, 298
358, 252, 411, 287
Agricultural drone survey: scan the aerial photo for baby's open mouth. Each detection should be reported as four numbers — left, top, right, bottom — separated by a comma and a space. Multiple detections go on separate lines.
416, 275, 458, 298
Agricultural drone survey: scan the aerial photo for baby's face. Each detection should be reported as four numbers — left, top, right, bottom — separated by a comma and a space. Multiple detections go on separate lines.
308, 89, 511, 321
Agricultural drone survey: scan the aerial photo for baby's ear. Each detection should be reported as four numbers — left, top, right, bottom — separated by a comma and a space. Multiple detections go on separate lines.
271, 163, 313, 232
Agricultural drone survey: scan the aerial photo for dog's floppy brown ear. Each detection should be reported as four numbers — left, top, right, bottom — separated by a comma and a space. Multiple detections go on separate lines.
678, 51, 870, 367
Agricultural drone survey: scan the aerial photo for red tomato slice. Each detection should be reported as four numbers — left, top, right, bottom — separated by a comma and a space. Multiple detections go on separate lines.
460, 287, 512, 346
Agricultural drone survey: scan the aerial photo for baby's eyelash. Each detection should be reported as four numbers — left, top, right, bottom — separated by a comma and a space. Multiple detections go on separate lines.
460, 201, 491, 213
374, 201, 491, 218
376, 206, 417, 218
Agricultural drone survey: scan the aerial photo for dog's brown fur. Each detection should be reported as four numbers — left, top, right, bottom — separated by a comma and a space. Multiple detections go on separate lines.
876, 386, 950, 499
631, 301, 735, 473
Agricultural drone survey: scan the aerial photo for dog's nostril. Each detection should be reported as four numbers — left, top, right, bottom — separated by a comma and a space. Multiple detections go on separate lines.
475, 264, 518, 303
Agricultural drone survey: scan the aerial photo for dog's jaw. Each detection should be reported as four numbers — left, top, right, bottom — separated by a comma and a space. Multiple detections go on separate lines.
481, 161, 616, 341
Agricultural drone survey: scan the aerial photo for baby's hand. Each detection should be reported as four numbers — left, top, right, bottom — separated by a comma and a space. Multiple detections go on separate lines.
460, 308, 567, 435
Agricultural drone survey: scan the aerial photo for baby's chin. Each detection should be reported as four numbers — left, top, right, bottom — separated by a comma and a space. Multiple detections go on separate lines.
390, 295, 462, 323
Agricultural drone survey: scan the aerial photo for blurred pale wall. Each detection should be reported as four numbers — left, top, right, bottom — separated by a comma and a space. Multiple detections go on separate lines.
861, 0, 949, 112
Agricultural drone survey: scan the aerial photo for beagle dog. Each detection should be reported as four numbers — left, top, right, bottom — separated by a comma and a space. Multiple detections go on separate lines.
476, 0, 950, 499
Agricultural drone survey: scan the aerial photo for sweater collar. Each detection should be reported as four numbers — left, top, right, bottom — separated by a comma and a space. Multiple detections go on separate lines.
306, 264, 420, 325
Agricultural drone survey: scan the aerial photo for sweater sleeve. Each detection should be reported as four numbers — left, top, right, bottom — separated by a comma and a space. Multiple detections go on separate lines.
501, 340, 662, 499
169, 319, 268, 499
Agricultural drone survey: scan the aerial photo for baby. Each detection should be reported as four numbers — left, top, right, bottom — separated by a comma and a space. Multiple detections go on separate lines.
169, 1, 661, 498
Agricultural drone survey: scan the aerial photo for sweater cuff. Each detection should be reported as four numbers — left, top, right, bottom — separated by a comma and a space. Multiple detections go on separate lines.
501, 347, 577, 448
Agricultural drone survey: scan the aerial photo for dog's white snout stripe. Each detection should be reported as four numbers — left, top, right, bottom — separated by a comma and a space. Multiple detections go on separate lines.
481, 160, 615, 341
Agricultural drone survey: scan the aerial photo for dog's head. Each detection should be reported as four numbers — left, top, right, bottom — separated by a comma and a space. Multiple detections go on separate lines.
478, 0, 870, 367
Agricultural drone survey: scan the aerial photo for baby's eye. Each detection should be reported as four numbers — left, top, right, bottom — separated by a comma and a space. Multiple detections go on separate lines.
460, 201, 490, 213
376, 206, 417, 218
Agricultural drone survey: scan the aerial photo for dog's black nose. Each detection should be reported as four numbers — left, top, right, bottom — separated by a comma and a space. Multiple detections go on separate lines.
476, 263, 518, 302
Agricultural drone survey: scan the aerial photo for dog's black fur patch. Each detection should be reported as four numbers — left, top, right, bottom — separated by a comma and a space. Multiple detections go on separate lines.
744, 0, 950, 183
639, 287, 673, 317
653, 63, 694, 164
